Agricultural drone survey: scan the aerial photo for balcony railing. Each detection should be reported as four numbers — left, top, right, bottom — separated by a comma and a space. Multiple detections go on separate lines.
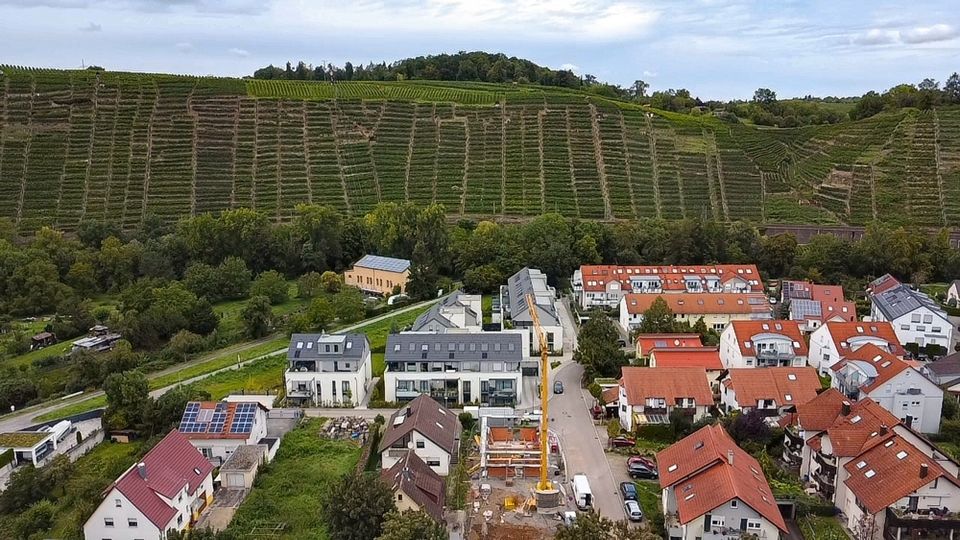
885, 507, 960, 531
287, 388, 313, 398
814, 452, 838, 473
784, 428, 804, 449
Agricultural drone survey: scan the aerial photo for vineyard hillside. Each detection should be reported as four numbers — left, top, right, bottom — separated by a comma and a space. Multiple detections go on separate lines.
2, 67, 960, 232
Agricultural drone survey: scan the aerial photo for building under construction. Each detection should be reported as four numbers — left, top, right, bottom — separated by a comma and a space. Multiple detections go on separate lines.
477, 415, 561, 481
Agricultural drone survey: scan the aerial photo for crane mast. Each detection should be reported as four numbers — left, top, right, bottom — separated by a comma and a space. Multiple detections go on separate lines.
525, 293, 553, 491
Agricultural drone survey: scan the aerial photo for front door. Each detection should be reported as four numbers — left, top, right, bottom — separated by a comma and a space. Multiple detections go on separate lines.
908, 496, 919, 512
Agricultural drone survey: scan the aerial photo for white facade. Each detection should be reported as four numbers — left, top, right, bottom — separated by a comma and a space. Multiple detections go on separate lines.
384, 369, 522, 407
719, 326, 807, 369
381, 430, 452, 476
838, 471, 960, 540
948, 282, 960, 304
285, 355, 372, 406
187, 407, 268, 465
871, 303, 951, 351
663, 498, 783, 540
83, 472, 214, 540
860, 369, 943, 434
616, 386, 710, 432
808, 325, 896, 374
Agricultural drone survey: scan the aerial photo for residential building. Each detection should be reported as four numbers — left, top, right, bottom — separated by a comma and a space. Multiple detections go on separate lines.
71, 325, 122, 354
635, 333, 703, 358
380, 449, 446, 522
285, 333, 371, 407
410, 291, 482, 333
218, 444, 267, 489
656, 424, 788, 540
719, 367, 822, 417
947, 280, 960, 304
868, 274, 951, 354
500, 268, 563, 352
648, 347, 722, 391
615, 367, 714, 431
831, 344, 944, 434
618, 292, 772, 333
343, 254, 411, 296
383, 332, 523, 406
178, 401, 269, 466
0, 425, 66, 467
573, 264, 764, 309
923, 351, 960, 402
719, 320, 808, 368
380, 395, 459, 476
779, 388, 850, 475
83, 431, 214, 540
839, 434, 960, 540
808, 321, 905, 374
781, 280, 856, 331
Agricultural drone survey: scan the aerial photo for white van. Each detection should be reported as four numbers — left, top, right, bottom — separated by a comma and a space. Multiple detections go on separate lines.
571, 474, 593, 510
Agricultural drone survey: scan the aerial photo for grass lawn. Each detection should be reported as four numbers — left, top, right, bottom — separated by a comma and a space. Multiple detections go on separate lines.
797, 515, 848, 540
2, 340, 73, 370
482, 294, 492, 325
224, 418, 361, 539
633, 480, 664, 535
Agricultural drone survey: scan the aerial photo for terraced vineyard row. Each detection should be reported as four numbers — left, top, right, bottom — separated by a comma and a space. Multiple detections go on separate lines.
2, 67, 960, 231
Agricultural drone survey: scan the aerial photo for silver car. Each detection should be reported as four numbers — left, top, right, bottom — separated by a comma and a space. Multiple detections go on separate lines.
624, 500, 643, 522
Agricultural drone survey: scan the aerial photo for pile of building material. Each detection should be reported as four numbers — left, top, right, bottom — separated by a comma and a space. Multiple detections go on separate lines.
321, 417, 370, 443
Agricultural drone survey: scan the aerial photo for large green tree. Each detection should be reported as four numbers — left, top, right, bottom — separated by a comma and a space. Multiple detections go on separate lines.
102, 370, 149, 431
636, 297, 677, 335
554, 510, 655, 540
321, 472, 396, 540
376, 510, 447, 540
574, 316, 626, 379
241, 295, 274, 338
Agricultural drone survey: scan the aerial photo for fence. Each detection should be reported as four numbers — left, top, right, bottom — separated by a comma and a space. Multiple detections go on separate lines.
65, 429, 105, 462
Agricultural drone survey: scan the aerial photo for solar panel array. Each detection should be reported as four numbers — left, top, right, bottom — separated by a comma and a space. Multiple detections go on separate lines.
179, 402, 252, 435
791, 299, 822, 319
357, 254, 411, 273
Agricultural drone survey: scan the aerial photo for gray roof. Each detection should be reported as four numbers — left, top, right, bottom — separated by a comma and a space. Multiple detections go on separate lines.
782, 280, 813, 300
505, 268, 560, 326
219, 444, 266, 472
287, 333, 369, 361
386, 332, 523, 363
411, 291, 480, 331
354, 254, 411, 273
871, 283, 947, 322
790, 298, 822, 319
925, 352, 960, 378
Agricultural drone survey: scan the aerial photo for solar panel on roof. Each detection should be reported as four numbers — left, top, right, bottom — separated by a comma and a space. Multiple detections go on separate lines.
356, 254, 411, 272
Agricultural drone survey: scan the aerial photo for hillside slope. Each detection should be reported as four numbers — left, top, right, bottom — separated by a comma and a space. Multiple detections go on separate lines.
1, 67, 959, 232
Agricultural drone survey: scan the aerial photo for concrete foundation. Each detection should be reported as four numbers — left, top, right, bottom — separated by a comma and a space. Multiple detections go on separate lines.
534, 487, 562, 512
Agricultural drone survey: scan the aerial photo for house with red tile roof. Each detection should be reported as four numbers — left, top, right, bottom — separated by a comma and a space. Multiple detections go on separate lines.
839, 434, 960, 539
178, 401, 269, 466
573, 264, 764, 310
868, 274, 952, 356
718, 367, 821, 418
635, 333, 703, 358
779, 388, 850, 475
649, 347, 722, 371
808, 320, 905, 375
781, 280, 856, 332
83, 430, 214, 540
656, 424, 788, 540
831, 344, 944, 434
719, 320, 808, 369
380, 450, 446, 522
618, 292, 772, 333
615, 367, 714, 431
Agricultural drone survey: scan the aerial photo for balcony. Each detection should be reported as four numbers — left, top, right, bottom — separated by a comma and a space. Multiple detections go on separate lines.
753, 407, 782, 418
287, 388, 313, 398
784, 428, 804, 450
703, 527, 770, 539
814, 452, 838, 474
884, 507, 960, 540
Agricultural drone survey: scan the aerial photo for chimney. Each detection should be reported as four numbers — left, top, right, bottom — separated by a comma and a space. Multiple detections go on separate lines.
137, 462, 146, 479
841, 401, 851, 416
920, 463, 929, 478
879, 424, 888, 435
727, 450, 734, 465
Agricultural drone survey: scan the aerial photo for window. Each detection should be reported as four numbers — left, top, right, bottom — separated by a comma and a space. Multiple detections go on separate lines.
730, 500, 738, 509
104, 518, 115, 527
746, 520, 762, 530
923, 314, 933, 324
917, 325, 926, 332
933, 327, 942, 333
426, 459, 441, 467
912, 313, 921, 323
128, 518, 138, 527
901, 324, 910, 331
416, 440, 425, 449
114, 499, 121, 507
178, 515, 183, 526
710, 516, 725, 528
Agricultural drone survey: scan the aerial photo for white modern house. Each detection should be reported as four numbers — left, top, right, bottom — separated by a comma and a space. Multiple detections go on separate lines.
808, 321, 904, 374
83, 431, 214, 540
869, 274, 951, 354
501, 268, 563, 352
285, 333, 372, 407
379, 395, 459, 476
657, 424, 788, 540
383, 332, 524, 406
831, 344, 944, 434
719, 320, 808, 368
947, 280, 960, 305
410, 291, 483, 333
178, 401, 269, 465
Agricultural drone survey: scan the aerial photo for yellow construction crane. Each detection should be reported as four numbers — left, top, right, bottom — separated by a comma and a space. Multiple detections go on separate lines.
525, 293, 553, 492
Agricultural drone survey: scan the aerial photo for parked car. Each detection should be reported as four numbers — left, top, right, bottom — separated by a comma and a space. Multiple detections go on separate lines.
590, 404, 604, 420
620, 481, 638, 501
553, 381, 564, 394
609, 436, 636, 448
624, 500, 643, 522
628, 461, 658, 479
628, 455, 657, 469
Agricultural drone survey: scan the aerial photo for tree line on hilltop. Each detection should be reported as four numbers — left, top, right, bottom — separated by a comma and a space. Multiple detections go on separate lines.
253, 52, 960, 129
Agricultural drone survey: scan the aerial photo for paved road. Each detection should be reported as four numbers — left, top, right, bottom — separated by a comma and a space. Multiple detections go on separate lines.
0, 298, 440, 433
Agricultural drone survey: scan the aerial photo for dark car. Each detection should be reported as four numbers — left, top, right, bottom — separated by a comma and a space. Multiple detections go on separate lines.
628, 455, 657, 469
609, 436, 636, 448
628, 461, 658, 479
553, 381, 564, 394
620, 481, 638, 501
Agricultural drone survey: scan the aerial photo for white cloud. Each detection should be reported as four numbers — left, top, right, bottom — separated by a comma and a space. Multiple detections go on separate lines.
560, 63, 579, 73
175, 41, 194, 53
851, 28, 899, 45
79, 21, 101, 31
901, 23, 957, 43
228, 47, 249, 57
642, 70, 657, 77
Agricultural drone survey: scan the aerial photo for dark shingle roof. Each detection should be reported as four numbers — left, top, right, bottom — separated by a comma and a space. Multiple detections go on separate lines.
385, 332, 523, 363
506, 268, 559, 326
287, 333, 368, 362
380, 450, 445, 521
411, 291, 480, 331
871, 281, 947, 322
379, 395, 459, 456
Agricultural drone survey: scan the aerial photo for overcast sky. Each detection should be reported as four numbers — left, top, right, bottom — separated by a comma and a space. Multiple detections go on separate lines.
1, 0, 958, 100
